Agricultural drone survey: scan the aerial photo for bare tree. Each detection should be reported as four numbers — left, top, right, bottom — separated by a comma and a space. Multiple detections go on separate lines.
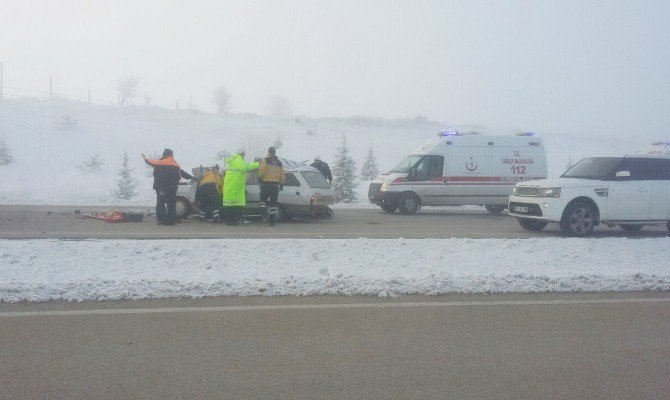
266, 94, 293, 117
213, 86, 232, 114
117, 76, 141, 106
0, 138, 12, 166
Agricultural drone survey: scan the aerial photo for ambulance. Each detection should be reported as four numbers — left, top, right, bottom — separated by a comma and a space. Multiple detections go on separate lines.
368, 131, 548, 214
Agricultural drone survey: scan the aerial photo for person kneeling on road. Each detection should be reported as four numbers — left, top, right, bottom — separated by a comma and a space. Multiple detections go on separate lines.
258, 146, 286, 226
195, 165, 223, 222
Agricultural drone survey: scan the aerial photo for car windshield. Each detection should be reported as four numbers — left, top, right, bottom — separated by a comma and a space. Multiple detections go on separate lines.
301, 171, 331, 189
390, 155, 423, 173
561, 157, 623, 180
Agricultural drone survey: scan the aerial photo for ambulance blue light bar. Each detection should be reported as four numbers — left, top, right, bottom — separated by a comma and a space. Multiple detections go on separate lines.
515, 132, 536, 136
438, 130, 461, 137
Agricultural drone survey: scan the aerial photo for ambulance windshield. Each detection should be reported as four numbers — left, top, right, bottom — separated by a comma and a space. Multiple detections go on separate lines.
390, 155, 423, 173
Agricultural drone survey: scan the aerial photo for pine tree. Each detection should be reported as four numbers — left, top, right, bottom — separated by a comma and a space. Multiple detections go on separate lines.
114, 150, 137, 200
332, 135, 358, 203
360, 147, 379, 180
0, 138, 12, 166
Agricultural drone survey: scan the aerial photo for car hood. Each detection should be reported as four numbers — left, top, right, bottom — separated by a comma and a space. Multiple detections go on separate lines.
516, 177, 607, 188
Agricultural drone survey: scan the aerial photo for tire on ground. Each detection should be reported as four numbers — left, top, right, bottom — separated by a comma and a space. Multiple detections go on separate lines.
619, 224, 644, 232
381, 200, 397, 213
517, 218, 548, 231
485, 205, 506, 215
397, 192, 420, 215
175, 197, 192, 219
559, 200, 597, 236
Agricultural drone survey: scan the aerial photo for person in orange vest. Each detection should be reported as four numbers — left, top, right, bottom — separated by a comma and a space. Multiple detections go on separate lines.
142, 149, 192, 225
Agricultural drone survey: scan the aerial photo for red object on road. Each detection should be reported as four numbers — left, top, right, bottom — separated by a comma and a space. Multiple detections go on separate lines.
85, 211, 143, 223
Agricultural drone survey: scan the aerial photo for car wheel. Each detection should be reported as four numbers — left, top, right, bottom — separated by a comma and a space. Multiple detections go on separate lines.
381, 201, 397, 213
274, 203, 287, 222
485, 205, 506, 215
175, 197, 192, 219
620, 224, 644, 232
517, 218, 548, 231
560, 201, 596, 236
398, 193, 420, 215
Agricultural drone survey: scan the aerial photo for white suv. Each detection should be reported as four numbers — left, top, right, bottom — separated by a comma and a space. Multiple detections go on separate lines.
508, 144, 670, 236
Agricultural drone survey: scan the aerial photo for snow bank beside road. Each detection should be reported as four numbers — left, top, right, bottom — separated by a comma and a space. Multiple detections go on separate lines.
1, 238, 669, 302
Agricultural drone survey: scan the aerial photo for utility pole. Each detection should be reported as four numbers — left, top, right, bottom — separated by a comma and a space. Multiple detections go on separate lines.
1, 61, 4, 101
49, 76, 53, 99
88, 89, 91, 104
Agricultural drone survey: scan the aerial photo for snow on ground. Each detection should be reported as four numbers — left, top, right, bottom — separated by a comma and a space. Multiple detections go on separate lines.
1, 98, 663, 206
1, 238, 669, 302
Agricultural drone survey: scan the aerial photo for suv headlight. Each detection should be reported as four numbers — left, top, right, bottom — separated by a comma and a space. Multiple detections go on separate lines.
512, 186, 518, 195
538, 187, 561, 198
380, 181, 389, 191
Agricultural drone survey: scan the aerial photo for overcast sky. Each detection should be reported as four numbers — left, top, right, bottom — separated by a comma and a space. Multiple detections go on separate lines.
1, 0, 669, 136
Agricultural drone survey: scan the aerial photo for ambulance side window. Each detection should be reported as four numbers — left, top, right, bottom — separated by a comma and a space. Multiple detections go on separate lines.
410, 155, 444, 181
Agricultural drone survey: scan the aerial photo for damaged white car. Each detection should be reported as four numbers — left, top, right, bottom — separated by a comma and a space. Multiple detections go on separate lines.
176, 158, 335, 220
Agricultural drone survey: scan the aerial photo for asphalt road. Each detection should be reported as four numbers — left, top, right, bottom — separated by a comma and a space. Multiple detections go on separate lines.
2, 205, 668, 398
1, 292, 669, 399
0, 205, 668, 239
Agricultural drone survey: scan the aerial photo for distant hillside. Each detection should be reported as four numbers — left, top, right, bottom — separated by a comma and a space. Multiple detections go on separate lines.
0, 99, 654, 205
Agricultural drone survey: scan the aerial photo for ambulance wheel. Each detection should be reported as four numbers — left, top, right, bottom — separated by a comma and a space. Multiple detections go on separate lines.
175, 197, 192, 219
517, 218, 548, 231
485, 205, 506, 215
620, 224, 644, 232
398, 193, 420, 215
381, 201, 397, 213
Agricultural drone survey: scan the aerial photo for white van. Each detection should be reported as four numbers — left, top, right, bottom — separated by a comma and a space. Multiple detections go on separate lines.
508, 142, 670, 236
369, 131, 548, 214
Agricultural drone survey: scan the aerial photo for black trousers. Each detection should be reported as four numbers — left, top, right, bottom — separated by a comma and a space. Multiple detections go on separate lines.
156, 189, 177, 224
195, 183, 221, 219
260, 183, 280, 222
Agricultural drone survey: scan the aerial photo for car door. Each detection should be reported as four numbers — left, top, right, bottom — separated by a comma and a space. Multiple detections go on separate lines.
606, 158, 652, 220
648, 158, 670, 220
407, 155, 445, 205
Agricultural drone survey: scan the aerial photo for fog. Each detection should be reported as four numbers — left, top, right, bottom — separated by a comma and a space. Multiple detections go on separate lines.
1, 0, 669, 136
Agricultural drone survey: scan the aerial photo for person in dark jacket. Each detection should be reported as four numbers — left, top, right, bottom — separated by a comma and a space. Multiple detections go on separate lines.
311, 156, 332, 184
258, 147, 286, 226
142, 149, 192, 225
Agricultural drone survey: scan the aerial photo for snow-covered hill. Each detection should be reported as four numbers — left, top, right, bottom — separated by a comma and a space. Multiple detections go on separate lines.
0, 99, 659, 206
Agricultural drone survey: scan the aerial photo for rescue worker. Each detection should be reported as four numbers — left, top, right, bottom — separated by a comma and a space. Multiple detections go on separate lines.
142, 149, 192, 225
222, 147, 259, 226
311, 155, 332, 184
195, 164, 223, 222
258, 147, 286, 226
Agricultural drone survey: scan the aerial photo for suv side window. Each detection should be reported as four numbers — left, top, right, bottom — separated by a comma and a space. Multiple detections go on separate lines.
647, 159, 670, 180
614, 158, 670, 181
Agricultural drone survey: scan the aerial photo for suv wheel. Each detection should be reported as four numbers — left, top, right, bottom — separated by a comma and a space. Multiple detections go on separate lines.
620, 224, 644, 232
398, 193, 420, 215
485, 205, 506, 215
517, 218, 548, 231
560, 202, 596, 236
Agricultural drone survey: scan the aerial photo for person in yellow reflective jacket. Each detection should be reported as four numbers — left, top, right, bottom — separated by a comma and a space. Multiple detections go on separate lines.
195, 165, 223, 221
222, 148, 259, 226
257, 147, 286, 226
